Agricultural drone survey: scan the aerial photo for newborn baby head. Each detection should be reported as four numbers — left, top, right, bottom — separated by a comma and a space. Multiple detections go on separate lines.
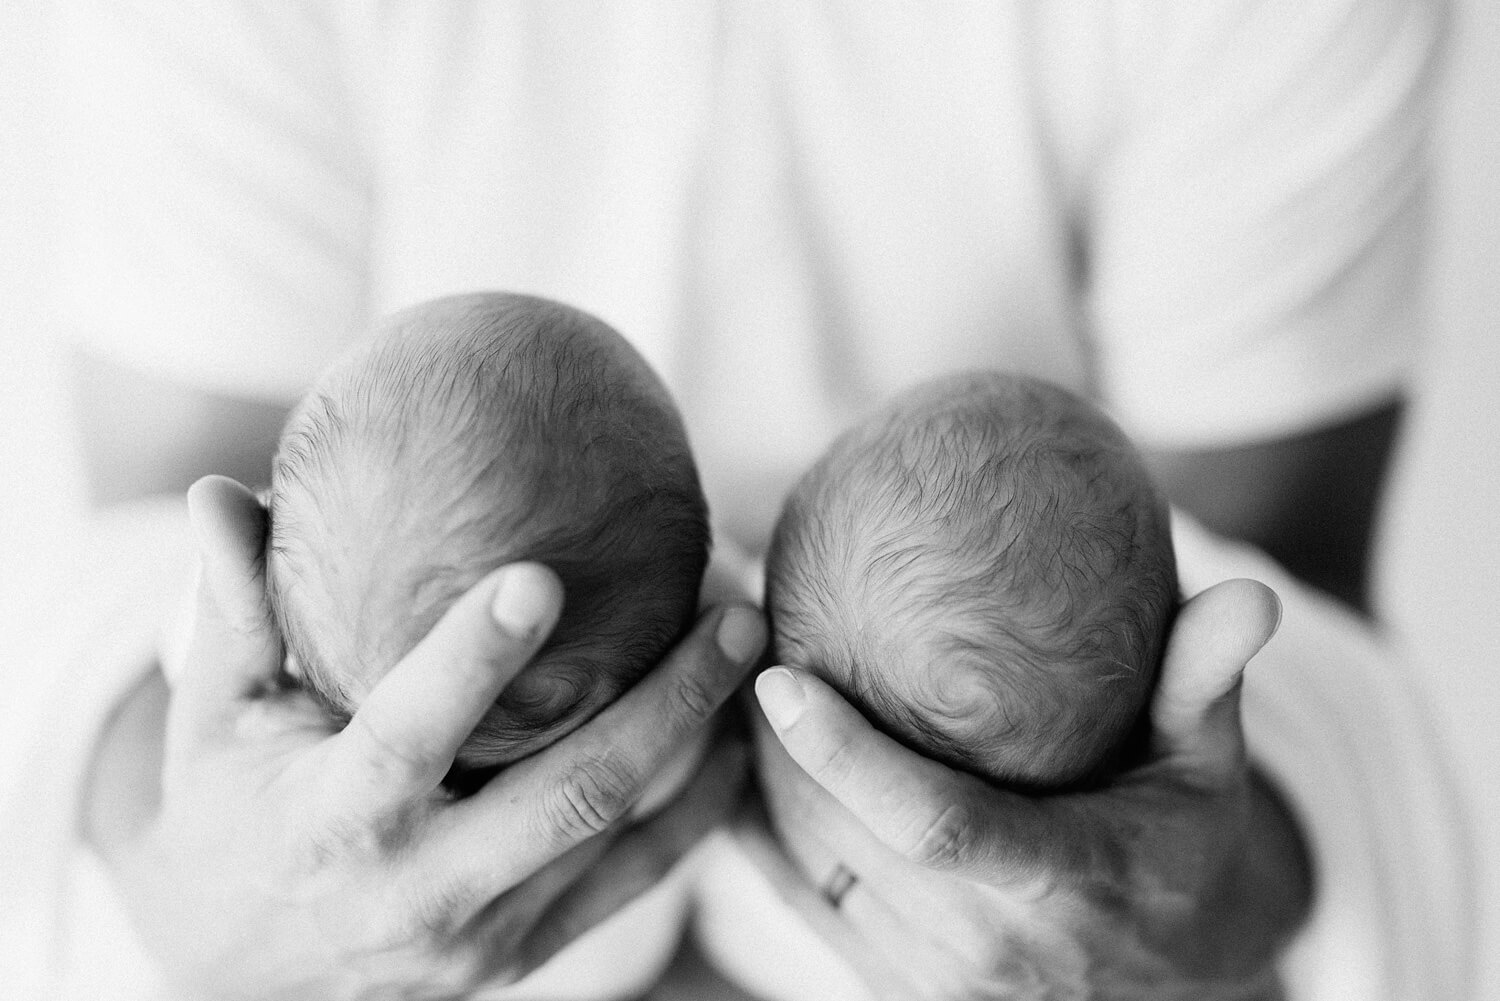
266, 292, 709, 771
767, 372, 1177, 788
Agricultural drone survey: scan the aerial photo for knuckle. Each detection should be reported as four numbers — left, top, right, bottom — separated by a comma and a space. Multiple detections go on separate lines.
306, 786, 427, 870
666, 669, 722, 724
544, 752, 638, 839
403, 877, 477, 945
901, 801, 975, 870
346, 713, 434, 791
307, 810, 411, 869
307, 814, 383, 867
374, 898, 495, 993
808, 730, 863, 790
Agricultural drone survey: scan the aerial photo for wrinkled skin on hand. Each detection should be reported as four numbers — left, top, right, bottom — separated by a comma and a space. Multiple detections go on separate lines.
107, 476, 767, 1001
743, 579, 1309, 1001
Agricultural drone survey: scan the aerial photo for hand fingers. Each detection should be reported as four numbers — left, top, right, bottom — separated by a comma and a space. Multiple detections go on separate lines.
728, 805, 909, 995
459, 835, 616, 986
173, 477, 285, 740
753, 703, 1063, 975
740, 749, 951, 975
749, 700, 951, 898
323, 563, 563, 817
514, 734, 750, 972
754, 667, 1061, 881
1150, 578, 1282, 779
751, 706, 1128, 987
433, 603, 766, 889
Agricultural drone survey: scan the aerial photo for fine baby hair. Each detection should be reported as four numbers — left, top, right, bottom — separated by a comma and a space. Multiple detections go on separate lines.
767, 372, 1177, 788
265, 292, 709, 770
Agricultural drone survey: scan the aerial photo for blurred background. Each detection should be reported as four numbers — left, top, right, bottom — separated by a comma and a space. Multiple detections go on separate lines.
2, 0, 1496, 988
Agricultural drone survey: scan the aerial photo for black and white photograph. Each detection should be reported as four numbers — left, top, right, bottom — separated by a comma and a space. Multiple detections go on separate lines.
1, 2, 1495, 998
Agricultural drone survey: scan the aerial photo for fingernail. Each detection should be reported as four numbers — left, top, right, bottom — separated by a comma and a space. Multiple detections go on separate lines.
1270, 592, 1284, 637
715, 606, 766, 664
756, 667, 805, 730
491, 565, 559, 640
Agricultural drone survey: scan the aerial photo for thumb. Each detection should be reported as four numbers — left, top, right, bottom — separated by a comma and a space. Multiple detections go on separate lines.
176, 476, 285, 722
1150, 578, 1282, 777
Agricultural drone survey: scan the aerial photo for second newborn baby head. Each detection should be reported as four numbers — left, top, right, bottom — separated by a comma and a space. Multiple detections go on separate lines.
266, 293, 709, 772
767, 373, 1177, 789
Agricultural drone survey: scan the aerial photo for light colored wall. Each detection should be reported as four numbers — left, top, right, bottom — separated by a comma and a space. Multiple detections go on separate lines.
0, 4, 88, 778
1, 1, 1496, 990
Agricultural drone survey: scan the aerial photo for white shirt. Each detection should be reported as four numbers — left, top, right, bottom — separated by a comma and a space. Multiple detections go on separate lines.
56, 0, 1438, 541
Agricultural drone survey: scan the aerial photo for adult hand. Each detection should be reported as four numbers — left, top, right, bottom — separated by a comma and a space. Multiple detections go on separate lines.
742, 579, 1309, 1001
110, 476, 767, 1001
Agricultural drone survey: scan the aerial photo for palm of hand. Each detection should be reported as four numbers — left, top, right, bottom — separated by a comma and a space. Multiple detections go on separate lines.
121, 687, 521, 1001
743, 579, 1303, 1001
104, 477, 766, 1001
